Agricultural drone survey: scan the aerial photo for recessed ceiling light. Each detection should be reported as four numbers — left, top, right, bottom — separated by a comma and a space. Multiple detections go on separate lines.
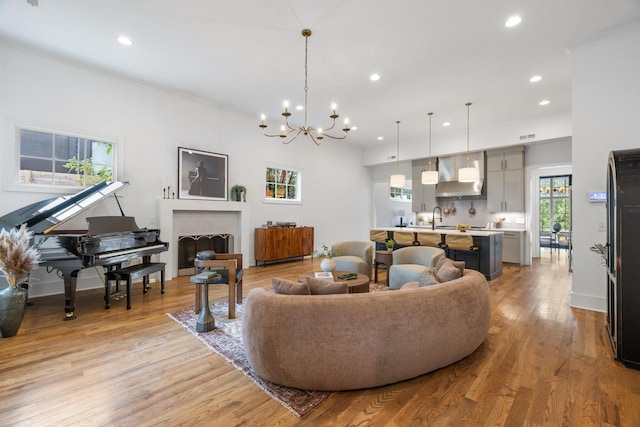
117, 35, 132, 46
530, 75, 542, 83
370, 73, 380, 81
377, 136, 384, 140
505, 16, 522, 28
443, 122, 450, 127
296, 105, 304, 111
539, 99, 550, 106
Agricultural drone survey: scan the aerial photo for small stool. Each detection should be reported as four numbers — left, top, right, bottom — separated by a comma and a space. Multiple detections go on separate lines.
190, 271, 221, 333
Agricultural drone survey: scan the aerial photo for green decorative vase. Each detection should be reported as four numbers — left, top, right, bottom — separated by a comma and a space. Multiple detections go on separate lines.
0, 285, 28, 338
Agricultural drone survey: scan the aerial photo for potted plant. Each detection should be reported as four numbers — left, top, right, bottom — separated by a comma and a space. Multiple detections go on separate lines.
590, 243, 607, 267
313, 244, 340, 272
385, 239, 395, 250
0, 224, 40, 337
230, 185, 247, 202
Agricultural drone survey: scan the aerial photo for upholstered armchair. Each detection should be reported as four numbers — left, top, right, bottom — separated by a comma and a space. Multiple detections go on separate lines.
388, 246, 445, 289
331, 241, 374, 277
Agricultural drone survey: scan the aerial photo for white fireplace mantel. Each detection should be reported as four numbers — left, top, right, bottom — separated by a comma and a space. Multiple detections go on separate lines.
156, 199, 250, 279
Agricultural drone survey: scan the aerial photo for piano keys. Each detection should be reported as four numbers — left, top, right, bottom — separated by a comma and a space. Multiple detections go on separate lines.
0, 181, 168, 320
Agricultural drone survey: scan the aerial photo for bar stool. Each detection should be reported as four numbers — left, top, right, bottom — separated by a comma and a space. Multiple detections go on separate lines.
393, 230, 416, 248
190, 270, 221, 332
416, 231, 444, 248
370, 229, 390, 251
444, 234, 480, 270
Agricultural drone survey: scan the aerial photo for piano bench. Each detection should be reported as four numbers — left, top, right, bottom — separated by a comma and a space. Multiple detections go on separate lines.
104, 262, 166, 310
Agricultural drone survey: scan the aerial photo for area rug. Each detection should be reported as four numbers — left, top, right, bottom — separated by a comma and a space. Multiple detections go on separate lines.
167, 300, 334, 418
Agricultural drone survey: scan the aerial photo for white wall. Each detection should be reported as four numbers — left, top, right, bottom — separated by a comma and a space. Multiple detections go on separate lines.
364, 113, 572, 166
571, 22, 640, 311
372, 180, 413, 228
0, 42, 371, 294
524, 137, 572, 262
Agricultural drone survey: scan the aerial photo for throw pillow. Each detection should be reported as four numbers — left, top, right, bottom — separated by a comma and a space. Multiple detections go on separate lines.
435, 256, 465, 276
272, 278, 311, 295
435, 261, 463, 282
303, 277, 349, 295
417, 268, 440, 287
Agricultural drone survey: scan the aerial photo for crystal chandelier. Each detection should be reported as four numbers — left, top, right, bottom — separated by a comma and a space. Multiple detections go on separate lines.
259, 29, 351, 145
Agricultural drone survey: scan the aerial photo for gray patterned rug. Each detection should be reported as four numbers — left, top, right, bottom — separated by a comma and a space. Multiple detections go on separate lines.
167, 300, 334, 418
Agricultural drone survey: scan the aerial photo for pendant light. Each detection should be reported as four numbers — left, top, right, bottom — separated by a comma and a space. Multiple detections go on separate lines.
390, 120, 405, 187
422, 112, 439, 185
458, 102, 479, 182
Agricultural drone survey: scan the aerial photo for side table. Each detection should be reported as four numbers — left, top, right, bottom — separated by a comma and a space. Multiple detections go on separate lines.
190, 271, 222, 333
374, 250, 393, 284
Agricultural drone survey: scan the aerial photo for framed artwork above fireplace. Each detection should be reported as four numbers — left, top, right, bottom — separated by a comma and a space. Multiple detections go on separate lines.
178, 147, 228, 200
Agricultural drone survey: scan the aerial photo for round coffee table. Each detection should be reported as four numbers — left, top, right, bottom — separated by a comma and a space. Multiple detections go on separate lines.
298, 271, 370, 293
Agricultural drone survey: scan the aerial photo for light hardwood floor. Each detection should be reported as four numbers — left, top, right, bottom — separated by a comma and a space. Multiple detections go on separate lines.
1, 254, 639, 426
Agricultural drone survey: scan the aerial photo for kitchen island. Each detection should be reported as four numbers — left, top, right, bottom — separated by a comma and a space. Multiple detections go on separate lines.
376, 227, 503, 280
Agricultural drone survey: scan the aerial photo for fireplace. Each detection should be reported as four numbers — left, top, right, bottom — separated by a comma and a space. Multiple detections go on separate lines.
157, 199, 250, 279
177, 234, 233, 276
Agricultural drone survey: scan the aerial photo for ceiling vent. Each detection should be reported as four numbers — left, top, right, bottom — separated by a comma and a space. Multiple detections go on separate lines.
519, 133, 536, 140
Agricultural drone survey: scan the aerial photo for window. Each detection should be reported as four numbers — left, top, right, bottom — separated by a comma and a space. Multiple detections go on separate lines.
265, 166, 301, 202
18, 127, 115, 188
390, 186, 412, 201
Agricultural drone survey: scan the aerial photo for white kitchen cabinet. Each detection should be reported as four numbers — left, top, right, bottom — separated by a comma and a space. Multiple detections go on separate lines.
411, 160, 436, 214
487, 148, 525, 212
502, 230, 524, 264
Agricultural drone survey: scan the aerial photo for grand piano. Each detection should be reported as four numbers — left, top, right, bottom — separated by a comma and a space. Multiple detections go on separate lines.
0, 181, 168, 320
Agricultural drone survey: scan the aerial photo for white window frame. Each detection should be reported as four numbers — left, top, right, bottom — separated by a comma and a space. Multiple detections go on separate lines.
264, 163, 302, 204
389, 186, 412, 202
11, 124, 119, 193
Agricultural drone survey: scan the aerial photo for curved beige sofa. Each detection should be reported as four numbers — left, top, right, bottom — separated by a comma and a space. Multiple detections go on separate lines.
242, 269, 491, 391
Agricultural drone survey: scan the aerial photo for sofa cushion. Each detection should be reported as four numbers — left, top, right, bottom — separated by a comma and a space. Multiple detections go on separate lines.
303, 277, 349, 294
417, 269, 440, 287
435, 261, 463, 282
435, 256, 465, 277
272, 278, 310, 295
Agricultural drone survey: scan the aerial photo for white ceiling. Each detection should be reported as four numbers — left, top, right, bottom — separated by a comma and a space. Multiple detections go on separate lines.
1, 0, 639, 148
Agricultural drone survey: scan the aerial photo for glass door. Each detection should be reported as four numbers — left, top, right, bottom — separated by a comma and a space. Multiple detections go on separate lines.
539, 174, 572, 268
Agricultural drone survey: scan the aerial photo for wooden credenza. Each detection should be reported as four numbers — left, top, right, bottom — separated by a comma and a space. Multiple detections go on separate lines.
254, 226, 314, 266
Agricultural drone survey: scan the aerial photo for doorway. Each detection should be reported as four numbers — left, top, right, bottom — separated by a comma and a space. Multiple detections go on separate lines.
538, 174, 572, 269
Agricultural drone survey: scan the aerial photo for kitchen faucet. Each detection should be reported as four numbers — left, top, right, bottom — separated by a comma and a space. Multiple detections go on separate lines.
432, 206, 443, 230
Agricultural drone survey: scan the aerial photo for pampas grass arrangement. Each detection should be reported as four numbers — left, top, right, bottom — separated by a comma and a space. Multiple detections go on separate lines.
0, 224, 41, 287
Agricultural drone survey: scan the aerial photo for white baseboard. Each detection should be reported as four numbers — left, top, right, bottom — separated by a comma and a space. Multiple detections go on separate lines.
570, 292, 606, 313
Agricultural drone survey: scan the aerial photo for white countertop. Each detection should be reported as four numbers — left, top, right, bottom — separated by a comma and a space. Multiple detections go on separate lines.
407, 225, 526, 233
381, 226, 504, 237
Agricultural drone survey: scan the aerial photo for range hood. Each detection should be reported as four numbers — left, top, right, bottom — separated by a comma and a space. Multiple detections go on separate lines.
435, 152, 485, 199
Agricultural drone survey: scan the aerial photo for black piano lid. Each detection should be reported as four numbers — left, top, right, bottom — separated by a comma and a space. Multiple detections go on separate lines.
0, 181, 130, 234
